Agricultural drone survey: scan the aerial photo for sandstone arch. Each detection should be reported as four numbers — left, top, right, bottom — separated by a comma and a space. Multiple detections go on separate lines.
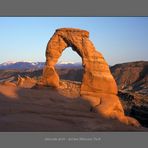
42, 28, 140, 127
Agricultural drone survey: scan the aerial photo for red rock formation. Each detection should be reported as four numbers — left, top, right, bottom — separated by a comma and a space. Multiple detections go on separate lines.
17, 75, 36, 88
42, 28, 140, 127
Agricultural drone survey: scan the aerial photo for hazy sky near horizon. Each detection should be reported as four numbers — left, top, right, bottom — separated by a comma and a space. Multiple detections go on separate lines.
0, 17, 148, 65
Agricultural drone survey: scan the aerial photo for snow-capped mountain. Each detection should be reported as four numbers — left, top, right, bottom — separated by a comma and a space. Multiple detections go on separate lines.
58, 60, 75, 64
0, 61, 45, 70
56, 60, 82, 68
0, 61, 82, 70
1, 61, 17, 66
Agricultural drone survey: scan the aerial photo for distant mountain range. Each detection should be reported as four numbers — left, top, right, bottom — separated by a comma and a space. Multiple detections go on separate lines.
0, 61, 82, 70
1, 61, 147, 93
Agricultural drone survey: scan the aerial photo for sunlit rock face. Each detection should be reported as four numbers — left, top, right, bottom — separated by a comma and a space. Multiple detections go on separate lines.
42, 28, 140, 127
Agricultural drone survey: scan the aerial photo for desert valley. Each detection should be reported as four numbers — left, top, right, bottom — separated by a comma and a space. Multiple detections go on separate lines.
0, 60, 147, 131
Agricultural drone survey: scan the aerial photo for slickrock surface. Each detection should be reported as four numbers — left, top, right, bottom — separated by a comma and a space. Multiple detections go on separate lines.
0, 84, 146, 132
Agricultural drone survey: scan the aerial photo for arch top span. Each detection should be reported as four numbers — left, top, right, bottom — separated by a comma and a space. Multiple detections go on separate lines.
55, 28, 89, 47
55, 28, 89, 38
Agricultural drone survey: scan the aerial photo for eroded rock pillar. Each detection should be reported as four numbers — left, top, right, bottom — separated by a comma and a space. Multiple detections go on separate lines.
42, 33, 68, 87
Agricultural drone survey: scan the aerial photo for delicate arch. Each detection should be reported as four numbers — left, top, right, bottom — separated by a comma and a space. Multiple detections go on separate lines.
41, 28, 140, 127
42, 28, 118, 97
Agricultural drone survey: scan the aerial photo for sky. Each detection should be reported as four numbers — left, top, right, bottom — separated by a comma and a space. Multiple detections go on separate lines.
0, 17, 148, 65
